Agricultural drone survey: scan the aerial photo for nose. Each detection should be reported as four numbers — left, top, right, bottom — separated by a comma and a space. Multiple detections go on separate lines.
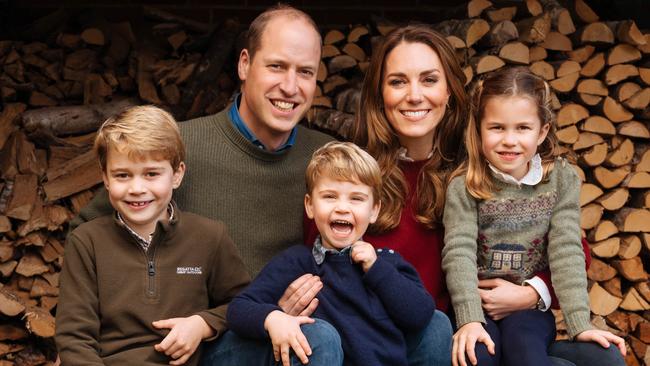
334, 200, 350, 213
502, 130, 517, 146
128, 177, 146, 194
406, 82, 423, 103
279, 70, 298, 96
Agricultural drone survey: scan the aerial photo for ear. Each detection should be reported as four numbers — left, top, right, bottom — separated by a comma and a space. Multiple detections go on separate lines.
172, 162, 186, 189
304, 194, 315, 219
238, 49, 251, 82
537, 122, 551, 146
102, 171, 110, 191
369, 200, 381, 224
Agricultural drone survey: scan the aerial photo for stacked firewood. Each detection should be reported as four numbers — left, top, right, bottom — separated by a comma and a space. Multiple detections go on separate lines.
0, 1, 648, 365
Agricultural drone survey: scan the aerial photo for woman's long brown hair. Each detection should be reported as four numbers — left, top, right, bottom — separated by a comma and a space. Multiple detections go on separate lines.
354, 24, 469, 233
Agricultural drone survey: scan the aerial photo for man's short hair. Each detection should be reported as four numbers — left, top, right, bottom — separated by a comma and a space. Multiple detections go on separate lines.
305, 141, 382, 203
94, 105, 185, 171
246, 3, 321, 60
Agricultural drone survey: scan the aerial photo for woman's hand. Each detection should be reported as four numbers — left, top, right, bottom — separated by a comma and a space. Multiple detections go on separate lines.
478, 278, 538, 320
278, 274, 323, 316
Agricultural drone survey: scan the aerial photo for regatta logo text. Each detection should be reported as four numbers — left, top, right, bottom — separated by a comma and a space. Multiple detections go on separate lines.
176, 267, 202, 275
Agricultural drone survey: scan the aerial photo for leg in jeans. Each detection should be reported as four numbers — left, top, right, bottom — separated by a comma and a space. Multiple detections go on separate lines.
405, 309, 453, 366
199, 318, 343, 366
499, 309, 555, 366
548, 340, 625, 366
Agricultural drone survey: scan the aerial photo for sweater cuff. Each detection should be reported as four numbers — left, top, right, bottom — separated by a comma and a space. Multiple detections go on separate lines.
565, 311, 593, 339
524, 277, 551, 312
453, 302, 486, 328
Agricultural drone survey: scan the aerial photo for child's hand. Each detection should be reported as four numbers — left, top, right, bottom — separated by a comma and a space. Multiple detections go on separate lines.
264, 310, 315, 366
576, 329, 626, 356
152, 315, 213, 365
350, 241, 377, 272
452, 322, 495, 366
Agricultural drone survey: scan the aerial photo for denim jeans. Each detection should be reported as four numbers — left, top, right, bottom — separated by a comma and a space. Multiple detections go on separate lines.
406, 309, 453, 366
201, 310, 452, 365
200, 318, 343, 366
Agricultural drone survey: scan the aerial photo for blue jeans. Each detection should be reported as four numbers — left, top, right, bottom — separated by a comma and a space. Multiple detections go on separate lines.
200, 319, 343, 366
201, 310, 452, 365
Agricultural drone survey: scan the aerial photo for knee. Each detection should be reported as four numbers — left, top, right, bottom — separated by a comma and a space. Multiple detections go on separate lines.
300, 319, 343, 352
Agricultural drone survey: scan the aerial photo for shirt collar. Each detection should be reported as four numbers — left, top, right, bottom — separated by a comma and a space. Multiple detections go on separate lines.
397, 147, 433, 162
488, 153, 543, 186
228, 94, 297, 152
311, 236, 353, 265
116, 202, 175, 251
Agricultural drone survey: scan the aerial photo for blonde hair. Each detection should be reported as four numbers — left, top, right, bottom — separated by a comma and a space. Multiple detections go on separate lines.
94, 105, 186, 171
461, 66, 559, 200
354, 25, 469, 232
306, 141, 382, 203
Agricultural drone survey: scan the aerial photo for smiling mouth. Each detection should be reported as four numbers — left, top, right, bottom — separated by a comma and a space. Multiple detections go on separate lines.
330, 220, 353, 236
400, 110, 429, 118
271, 99, 296, 112
127, 201, 151, 207
497, 152, 521, 160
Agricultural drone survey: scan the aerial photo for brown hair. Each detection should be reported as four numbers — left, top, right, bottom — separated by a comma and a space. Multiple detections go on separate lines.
246, 3, 321, 60
94, 105, 185, 172
462, 66, 559, 199
354, 24, 469, 232
306, 141, 382, 204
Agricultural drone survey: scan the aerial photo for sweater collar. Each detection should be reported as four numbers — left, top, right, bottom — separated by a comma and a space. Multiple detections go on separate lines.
312, 236, 353, 265
488, 153, 543, 187
114, 201, 179, 250
397, 147, 433, 162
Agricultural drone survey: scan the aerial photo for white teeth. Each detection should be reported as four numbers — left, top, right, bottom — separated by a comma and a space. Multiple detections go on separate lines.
272, 100, 295, 111
402, 110, 428, 117
129, 202, 148, 206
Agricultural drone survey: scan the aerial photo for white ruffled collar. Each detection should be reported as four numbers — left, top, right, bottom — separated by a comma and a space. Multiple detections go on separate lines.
488, 154, 543, 186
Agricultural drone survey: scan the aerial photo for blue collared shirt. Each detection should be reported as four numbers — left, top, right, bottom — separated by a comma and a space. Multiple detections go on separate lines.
228, 94, 297, 152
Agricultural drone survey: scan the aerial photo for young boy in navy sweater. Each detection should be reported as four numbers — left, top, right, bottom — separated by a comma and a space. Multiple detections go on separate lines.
226, 141, 435, 366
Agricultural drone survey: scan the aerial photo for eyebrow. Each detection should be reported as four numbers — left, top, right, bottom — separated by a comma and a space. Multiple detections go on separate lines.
385, 69, 440, 78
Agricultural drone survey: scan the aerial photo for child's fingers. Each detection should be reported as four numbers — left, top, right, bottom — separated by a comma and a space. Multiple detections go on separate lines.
479, 333, 495, 355
604, 333, 626, 356
280, 343, 291, 366
297, 329, 312, 357
451, 337, 459, 366
152, 318, 179, 330
155, 332, 176, 353
465, 337, 478, 366
290, 337, 309, 364
169, 352, 191, 365
456, 336, 468, 366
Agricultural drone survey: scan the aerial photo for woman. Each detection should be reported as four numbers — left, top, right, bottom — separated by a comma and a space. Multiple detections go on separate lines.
352, 25, 623, 366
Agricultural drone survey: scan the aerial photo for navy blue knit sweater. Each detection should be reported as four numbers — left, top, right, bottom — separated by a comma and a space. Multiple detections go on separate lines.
227, 245, 435, 366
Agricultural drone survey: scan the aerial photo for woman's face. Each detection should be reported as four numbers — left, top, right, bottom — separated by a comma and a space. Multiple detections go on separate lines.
382, 41, 450, 156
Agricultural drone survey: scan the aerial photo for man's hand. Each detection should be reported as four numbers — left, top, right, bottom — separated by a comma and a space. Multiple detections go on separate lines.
264, 310, 315, 366
479, 278, 538, 320
576, 329, 626, 356
153, 315, 213, 365
350, 241, 377, 272
452, 322, 495, 366
278, 273, 322, 316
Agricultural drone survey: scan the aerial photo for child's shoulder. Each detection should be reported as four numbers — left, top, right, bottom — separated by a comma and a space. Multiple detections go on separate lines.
548, 157, 581, 183
70, 214, 116, 241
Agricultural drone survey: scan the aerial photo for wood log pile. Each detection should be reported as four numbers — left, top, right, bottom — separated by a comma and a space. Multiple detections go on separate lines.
0, 1, 648, 365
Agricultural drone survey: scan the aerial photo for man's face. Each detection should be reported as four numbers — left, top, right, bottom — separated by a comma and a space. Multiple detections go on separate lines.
237, 17, 321, 150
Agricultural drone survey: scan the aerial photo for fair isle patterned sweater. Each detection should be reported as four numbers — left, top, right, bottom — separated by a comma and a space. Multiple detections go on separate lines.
442, 159, 592, 338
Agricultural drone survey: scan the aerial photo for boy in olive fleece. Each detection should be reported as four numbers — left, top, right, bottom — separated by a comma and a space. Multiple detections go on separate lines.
55, 106, 250, 366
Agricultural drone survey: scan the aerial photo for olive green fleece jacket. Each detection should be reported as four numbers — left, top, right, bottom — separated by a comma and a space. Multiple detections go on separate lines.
69, 107, 333, 275
56, 207, 251, 366
442, 159, 592, 338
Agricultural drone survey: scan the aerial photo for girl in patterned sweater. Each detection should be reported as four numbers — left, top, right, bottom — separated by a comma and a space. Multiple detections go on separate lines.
442, 67, 625, 366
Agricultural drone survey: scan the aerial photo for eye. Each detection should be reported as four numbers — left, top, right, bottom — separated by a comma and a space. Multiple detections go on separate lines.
299, 69, 315, 77
113, 173, 128, 179
146, 171, 160, 177
422, 76, 438, 84
352, 196, 366, 202
518, 125, 532, 130
268, 64, 282, 70
388, 78, 405, 87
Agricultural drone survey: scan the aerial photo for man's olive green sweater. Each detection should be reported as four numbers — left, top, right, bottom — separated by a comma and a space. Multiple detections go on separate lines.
70, 108, 333, 275
56, 207, 251, 365
442, 159, 591, 338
